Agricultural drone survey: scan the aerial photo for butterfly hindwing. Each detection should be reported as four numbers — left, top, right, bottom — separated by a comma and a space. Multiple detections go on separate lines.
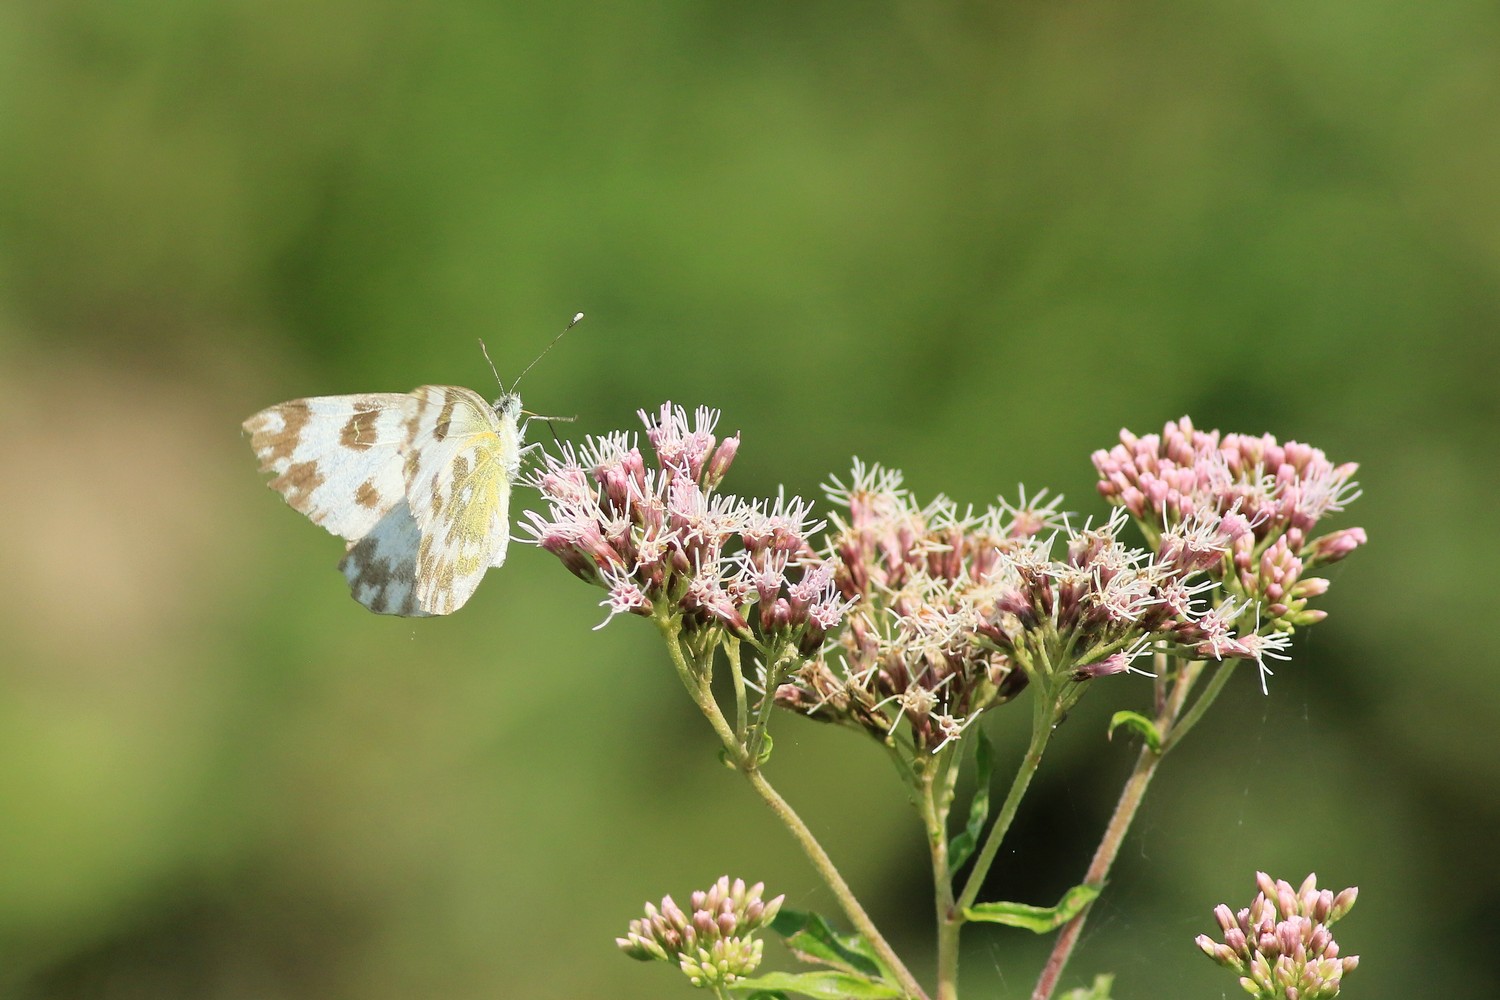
337, 497, 430, 617
401, 385, 521, 616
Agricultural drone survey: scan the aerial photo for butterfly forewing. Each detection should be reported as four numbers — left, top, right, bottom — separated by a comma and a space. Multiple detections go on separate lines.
243, 394, 411, 541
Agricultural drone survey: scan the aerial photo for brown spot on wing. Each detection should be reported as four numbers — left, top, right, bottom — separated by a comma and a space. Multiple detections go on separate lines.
355, 480, 382, 508
245, 402, 310, 467
270, 460, 325, 512
344, 547, 403, 612
403, 395, 428, 445
340, 408, 382, 451
340, 515, 423, 617
433, 398, 458, 441
346, 539, 392, 587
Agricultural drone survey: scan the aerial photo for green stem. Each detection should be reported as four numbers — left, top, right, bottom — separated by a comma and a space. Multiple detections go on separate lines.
954, 694, 1056, 912
725, 636, 748, 742
921, 760, 961, 1000
1029, 654, 1214, 1000
745, 769, 932, 1000
1162, 659, 1235, 752
1028, 737, 1161, 1000
656, 615, 928, 1000
745, 640, 787, 764
657, 616, 741, 753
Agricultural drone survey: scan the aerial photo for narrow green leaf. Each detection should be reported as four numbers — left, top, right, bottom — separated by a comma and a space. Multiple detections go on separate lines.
963, 883, 1102, 933
741, 992, 791, 1000
947, 728, 993, 876
1059, 973, 1115, 1000
769, 910, 886, 979
735, 971, 903, 999
1107, 710, 1162, 752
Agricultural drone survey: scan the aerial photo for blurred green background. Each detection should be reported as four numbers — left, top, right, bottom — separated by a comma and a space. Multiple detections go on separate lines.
1, 2, 1495, 997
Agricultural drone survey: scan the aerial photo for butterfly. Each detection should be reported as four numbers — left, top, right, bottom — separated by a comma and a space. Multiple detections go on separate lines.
243, 316, 580, 617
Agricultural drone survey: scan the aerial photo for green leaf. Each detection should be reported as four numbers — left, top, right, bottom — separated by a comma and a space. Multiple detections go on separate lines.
718, 735, 774, 769
740, 992, 791, 1000
734, 971, 903, 999
756, 731, 775, 766
963, 883, 1102, 933
947, 728, 993, 877
1058, 973, 1115, 1000
769, 910, 886, 979
1107, 710, 1162, 753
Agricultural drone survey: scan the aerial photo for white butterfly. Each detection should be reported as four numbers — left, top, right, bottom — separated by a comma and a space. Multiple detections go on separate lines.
244, 317, 579, 617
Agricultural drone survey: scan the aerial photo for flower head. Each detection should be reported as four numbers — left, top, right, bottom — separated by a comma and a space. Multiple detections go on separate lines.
617, 877, 784, 989
775, 462, 1228, 751
523, 403, 846, 652
1093, 418, 1365, 631
1196, 872, 1359, 1000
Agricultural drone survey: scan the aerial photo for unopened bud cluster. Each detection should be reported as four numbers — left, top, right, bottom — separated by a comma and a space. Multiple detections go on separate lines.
1094, 418, 1366, 630
617, 877, 785, 989
1196, 872, 1359, 1000
775, 461, 1247, 751
523, 403, 848, 651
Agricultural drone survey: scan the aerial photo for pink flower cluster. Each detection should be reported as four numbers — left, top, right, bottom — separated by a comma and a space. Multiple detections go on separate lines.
1093, 418, 1367, 629
522, 403, 848, 651
1196, 872, 1359, 1000
775, 462, 1242, 751
617, 876, 784, 988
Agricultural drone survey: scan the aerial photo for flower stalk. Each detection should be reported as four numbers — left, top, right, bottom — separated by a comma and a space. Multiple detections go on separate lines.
745, 769, 932, 1000
956, 696, 1057, 914
660, 615, 931, 999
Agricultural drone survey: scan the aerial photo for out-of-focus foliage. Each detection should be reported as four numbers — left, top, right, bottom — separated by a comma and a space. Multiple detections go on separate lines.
0, 2, 1494, 998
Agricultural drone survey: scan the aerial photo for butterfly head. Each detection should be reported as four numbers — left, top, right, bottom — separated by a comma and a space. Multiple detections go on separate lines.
492, 391, 523, 417
491, 391, 524, 433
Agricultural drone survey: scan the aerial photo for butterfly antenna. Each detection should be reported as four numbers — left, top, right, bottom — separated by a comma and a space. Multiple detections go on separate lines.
476, 338, 506, 391
510, 312, 584, 393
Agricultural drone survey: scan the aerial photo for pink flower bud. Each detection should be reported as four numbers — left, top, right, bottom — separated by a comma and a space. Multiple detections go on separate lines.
1218, 509, 1253, 544
1307, 526, 1367, 565
1255, 871, 1279, 900
759, 596, 792, 633
596, 460, 635, 512
1292, 577, 1330, 599
704, 433, 739, 489
1329, 887, 1358, 923
1075, 652, 1130, 679
1277, 883, 1300, 919
660, 896, 685, 925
